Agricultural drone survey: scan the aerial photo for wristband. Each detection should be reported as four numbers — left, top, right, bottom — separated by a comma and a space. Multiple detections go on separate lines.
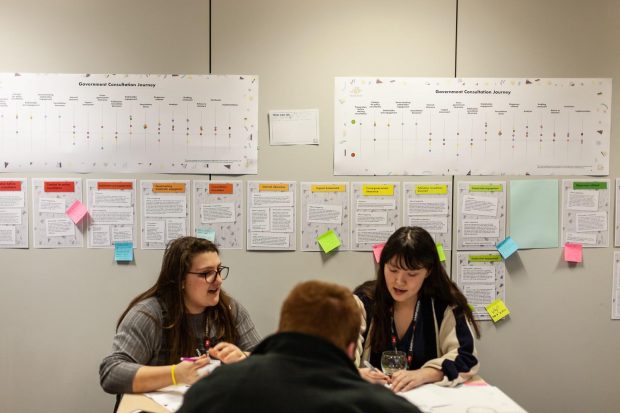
171, 364, 177, 385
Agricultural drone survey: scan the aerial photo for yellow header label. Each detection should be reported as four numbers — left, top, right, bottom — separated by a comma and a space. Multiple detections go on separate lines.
416, 184, 448, 195
152, 183, 186, 193
362, 184, 394, 196
312, 184, 346, 193
259, 183, 289, 192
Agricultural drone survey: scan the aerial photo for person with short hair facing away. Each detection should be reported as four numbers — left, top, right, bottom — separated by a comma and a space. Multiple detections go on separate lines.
178, 280, 422, 413
356, 226, 480, 392
99, 237, 261, 407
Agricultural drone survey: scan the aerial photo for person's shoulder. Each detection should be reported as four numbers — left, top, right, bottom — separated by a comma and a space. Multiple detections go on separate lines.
123, 297, 163, 323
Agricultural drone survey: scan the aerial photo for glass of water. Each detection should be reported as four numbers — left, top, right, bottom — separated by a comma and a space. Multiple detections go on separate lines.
381, 350, 407, 376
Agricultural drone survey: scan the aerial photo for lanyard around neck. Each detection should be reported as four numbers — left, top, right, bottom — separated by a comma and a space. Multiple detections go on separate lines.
390, 298, 420, 368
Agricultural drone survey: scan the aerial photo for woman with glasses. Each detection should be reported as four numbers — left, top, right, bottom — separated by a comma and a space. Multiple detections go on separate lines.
100, 236, 261, 401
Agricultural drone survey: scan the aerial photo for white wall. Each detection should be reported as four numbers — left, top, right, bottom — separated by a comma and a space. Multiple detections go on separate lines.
0, 1, 618, 412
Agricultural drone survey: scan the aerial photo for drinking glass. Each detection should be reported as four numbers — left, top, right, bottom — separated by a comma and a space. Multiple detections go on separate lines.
380, 350, 407, 376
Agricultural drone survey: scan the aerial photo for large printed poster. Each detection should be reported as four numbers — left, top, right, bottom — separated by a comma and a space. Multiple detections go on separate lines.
0, 73, 258, 174
334, 77, 611, 175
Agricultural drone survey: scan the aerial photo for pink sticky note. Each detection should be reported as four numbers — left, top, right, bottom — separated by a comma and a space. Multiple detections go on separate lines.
564, 243, 583, 263
372, 243, 385, 263
66, 200, 88, 224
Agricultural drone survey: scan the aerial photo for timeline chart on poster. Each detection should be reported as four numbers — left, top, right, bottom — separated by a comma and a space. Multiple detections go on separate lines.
457, 182, 506, 251
0, 73, 258, 174
615, 179, 620, 247
247, 181, 296, 251
141, 180, 190, 250
300, 182, 350, 252
404, 182, 452, 250
334, 77, 611, 176
561, 179, 609, 247
86, 179, 136, 248
456, 252, 506, 321
32, 178, 83, 248
193, 180, 243, 249
0, 178, 28, 248
612, 252, 620, 319
351, 182, 401, 251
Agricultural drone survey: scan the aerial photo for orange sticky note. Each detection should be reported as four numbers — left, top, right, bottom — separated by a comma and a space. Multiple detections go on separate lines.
564, 243, 583, 263
66, 200, 88, 224
372, 243, 385, 263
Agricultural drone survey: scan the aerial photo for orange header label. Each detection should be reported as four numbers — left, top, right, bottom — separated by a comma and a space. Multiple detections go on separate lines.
0, 181, 21, 191
98, 181, 133, 190
259, 183, 289, 192
152, 183, 186, 193
209, 183, 234, 195
44, 181, 75, 193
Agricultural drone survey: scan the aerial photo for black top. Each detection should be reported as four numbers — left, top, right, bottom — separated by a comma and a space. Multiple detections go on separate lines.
179, 332, 422, 413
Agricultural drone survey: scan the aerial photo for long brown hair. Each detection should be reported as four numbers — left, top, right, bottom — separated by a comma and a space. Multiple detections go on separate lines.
368, 226, 480, 350
117, 236, 238, 363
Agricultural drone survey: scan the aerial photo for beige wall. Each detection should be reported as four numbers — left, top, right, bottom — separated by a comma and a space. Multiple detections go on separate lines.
0, 1, 618, 412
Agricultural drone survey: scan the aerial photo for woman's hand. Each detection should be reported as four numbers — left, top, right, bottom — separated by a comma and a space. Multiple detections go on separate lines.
174, 355, 211, 385
390, 367, 443, 392
359, 367, 390, 385
209, 342, 247, 364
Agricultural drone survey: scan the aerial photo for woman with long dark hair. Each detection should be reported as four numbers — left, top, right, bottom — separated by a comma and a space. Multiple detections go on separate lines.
100, 237, 260, 398
355, 226, 480, 392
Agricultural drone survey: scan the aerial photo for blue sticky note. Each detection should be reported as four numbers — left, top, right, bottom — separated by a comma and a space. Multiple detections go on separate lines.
196, 228, 216, 242
115, 242, 134, 262
496, 236, 518, 259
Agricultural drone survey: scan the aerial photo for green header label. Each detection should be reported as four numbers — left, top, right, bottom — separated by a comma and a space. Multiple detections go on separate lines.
573, 182, 607, 190
468, 254, 502, 262
469, 184, 503, 192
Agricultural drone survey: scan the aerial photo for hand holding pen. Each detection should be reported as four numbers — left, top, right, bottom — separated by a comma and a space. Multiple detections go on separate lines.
174, 353, 210, 385
360, 361, 390, 385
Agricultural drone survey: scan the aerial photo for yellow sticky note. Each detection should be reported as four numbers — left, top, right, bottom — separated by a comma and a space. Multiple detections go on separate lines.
362, 184, 394, 196
317, 230, 341, 253
485, 299, 510, 323
436, 243, 446, 262
468, 304, 475, 312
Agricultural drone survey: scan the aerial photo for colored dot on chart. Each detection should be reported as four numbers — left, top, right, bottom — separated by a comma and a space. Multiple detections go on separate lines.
351, 120, 356, 124
351, 152, 356, 157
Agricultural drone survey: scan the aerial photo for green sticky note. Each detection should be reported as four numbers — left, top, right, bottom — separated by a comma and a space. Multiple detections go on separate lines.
468, 304, 476, 312
573, 181, 607, 190
468, 254, 502, 262
317, 230, 341, 253
436, 243, 446, 262
485, 299, 510, 323
509, 180, 559, 249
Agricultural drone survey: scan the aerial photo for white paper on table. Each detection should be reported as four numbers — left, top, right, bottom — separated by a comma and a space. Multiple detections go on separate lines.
0, 209, 22, 225
355, 226, 395, 245
251, 191, 294, 207
0, 226, 16, 245
357, 198, 396, 210
460, 265, 496, 283
0, 191, 25, 208
356, 210, 388, 225
38, 197, 66, 214
565, 231, 597, 245
144, 195, 187, 218
166, 219, 187, 241
249, 207, 270, 232
90, 225, 111, 247
462, 219, 500, 238
462, 195, 498, 217
269, 109, 319, 145
250, 231, 290, 248
408, 216, 448, 234
46, 218, 75, 237
93, 190, 132, 207
112, 226, 133, 242
201, 202, 236, 224
270, 207, 294, 232
567, 190, 599, 211
408, 198, 449, 216
90, 207, 133, 225
575, 211, 607, 232
145, 220, 165, 243
307, 204, 342, 224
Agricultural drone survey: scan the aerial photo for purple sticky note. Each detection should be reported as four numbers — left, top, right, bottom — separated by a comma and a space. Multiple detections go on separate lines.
372, 243, 385, 263
66, 200, 88, 224
564, 243, 583, 263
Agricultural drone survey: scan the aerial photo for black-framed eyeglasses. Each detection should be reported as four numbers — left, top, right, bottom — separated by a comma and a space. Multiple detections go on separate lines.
188, 266, 229, 283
